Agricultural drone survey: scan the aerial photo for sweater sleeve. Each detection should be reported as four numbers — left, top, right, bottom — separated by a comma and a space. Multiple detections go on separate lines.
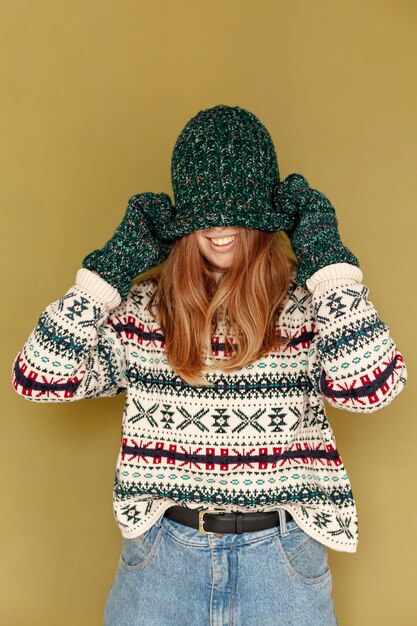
305, 263, 408, 413
11, 269, 129, 402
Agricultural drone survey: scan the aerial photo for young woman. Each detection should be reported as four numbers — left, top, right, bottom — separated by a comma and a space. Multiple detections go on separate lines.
11, 105, 407, 626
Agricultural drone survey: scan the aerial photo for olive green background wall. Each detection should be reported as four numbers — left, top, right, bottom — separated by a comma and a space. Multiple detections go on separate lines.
1, 1, 416, 624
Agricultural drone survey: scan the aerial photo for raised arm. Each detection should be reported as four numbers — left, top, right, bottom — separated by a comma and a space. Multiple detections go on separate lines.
11, 192, 176, 402
276, 174, 408, 413
11, 269, 127, 401
306, 262, 407, 413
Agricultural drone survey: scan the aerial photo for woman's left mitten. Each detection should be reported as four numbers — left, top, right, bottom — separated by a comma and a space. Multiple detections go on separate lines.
278, 174, 361, 289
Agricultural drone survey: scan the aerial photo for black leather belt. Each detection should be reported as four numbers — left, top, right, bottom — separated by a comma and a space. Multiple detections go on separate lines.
164, 505, 293, 535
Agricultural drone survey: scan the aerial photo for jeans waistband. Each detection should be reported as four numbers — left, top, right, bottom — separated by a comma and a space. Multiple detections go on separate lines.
163, 505, 293, 538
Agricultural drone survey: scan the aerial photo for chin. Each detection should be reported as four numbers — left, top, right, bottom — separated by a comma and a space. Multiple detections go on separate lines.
211, 258, 231, 269
204, 257, 230, 271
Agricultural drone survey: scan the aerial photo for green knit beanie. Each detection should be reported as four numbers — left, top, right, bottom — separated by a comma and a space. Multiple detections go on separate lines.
158, 104, 295, 240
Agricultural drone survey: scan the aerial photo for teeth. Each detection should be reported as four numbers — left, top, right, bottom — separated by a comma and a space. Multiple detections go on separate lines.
211, 236, 235, 246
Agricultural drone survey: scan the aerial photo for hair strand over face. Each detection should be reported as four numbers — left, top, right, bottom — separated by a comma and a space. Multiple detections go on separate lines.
135, 228, 298, 387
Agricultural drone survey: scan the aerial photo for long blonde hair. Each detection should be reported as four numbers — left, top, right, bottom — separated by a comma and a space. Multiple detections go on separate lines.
133, 228, 298, 387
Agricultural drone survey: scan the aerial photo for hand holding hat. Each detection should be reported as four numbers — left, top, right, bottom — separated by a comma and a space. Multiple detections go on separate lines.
275, 173, 361, 289
82, 192, 175, 298
82, 106, 360, 297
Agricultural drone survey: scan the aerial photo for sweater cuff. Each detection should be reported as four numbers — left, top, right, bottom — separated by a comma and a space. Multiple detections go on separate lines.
75, 268, 122, 310
305, 262, 363, 295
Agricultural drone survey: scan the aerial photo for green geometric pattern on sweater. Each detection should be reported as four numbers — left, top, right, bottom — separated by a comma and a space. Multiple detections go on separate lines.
11, 269, 408, 553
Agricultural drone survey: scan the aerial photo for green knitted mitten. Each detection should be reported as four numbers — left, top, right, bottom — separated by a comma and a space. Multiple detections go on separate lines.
82, 192, 176, 298
276, 173, 360, 289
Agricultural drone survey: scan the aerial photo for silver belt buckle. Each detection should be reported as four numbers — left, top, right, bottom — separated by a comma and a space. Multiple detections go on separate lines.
198, 508, 227, 534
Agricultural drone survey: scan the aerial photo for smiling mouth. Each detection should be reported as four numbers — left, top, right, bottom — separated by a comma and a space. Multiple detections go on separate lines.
206, 235, 237, 251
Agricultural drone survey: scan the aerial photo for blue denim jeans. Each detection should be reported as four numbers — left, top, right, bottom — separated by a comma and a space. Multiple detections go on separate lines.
104, 508, 338, 625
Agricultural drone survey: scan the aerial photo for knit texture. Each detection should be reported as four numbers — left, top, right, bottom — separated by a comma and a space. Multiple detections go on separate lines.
81, 106, 360, 297
276, 173, 361, 289
11, 265, 408, 553
157, 104, 298, 240
76, 268, 122, 309
81, 192, 175, 298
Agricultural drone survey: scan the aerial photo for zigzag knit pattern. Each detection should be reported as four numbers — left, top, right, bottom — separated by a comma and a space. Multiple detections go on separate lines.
11, 266, 408, 553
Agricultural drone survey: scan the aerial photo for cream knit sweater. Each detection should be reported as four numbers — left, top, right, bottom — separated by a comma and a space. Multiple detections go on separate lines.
11, 262, 408, 552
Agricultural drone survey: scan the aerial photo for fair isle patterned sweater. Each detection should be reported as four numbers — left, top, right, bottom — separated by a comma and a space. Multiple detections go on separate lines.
11, 262, 408, 553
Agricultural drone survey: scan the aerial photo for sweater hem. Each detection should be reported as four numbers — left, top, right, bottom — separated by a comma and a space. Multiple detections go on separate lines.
118, 500, 358, 553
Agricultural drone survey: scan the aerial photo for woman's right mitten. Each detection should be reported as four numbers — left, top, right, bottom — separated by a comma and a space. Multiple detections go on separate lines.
82, 192, 176, 298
